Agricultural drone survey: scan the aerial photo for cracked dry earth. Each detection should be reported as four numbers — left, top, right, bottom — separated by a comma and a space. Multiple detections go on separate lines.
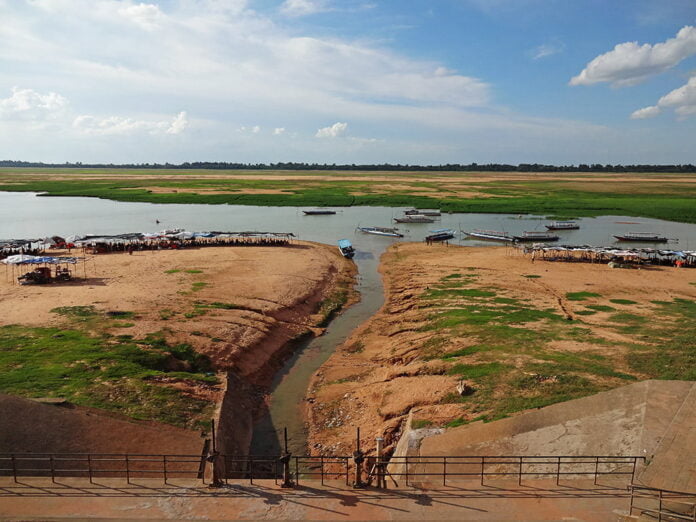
306, 243, 695, 457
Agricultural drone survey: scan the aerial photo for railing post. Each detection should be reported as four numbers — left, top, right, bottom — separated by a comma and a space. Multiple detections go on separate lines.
50, 455, 55, 483
631, 457, 638, 483
320, 455, 324, 486
376, 437, 386, 489
658, 489, 663, 522
207, 419, 224, 488
279, 428, 294, 488
594, 457, 599, 485
518, 456, 522, 486
556, 457, 561, 486
125, 455, 131, 484
480, 456, 485, 486
443, 457, 447, 487
352, 428, 366, 489
11, 455, 17, 483
87, 455, 93, 484
163, 455, 168, 484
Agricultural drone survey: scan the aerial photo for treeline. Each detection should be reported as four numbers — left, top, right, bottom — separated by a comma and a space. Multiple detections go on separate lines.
1, 160, 696, 173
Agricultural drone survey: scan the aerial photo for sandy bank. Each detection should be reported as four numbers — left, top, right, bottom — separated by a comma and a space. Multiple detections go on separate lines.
0, 242, 355, 454
306, 243, 695, 456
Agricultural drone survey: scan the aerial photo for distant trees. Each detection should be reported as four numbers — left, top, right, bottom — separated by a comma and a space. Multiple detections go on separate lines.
1, 159, 695, 173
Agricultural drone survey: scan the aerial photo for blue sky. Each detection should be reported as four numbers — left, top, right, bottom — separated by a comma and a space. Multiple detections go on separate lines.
0, 0, 695, 165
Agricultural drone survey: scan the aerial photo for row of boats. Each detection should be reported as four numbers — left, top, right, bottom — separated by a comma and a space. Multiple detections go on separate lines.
304, 208, 442, 224
328, 214, 674, 259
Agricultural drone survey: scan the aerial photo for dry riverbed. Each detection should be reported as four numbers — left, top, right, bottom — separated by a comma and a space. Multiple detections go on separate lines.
0, 242, 355, 453
307, 243, 696, 456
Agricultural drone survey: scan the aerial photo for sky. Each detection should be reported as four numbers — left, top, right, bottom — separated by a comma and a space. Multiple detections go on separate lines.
1, 0, 695, 165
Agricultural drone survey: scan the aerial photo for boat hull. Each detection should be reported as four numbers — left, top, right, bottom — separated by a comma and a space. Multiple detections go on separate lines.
614, 235, 668, 243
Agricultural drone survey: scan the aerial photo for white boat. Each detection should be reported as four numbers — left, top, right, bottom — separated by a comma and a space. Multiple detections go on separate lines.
462, 229, 515, 242
356, 226, 404, 238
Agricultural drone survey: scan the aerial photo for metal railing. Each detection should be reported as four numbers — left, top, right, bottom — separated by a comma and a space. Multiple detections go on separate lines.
0, 453, 206, 484
375, 455, 645, 488
628, 484, 696, 521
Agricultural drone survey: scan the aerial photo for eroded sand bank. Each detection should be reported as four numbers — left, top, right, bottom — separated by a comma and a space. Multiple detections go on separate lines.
307, 243, 695, 456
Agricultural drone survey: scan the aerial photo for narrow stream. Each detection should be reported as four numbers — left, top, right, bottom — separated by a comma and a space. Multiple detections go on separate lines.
248, 245, 385, 456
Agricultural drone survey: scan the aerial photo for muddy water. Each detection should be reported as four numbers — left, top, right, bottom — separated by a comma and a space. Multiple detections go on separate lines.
3, 191, 696, 455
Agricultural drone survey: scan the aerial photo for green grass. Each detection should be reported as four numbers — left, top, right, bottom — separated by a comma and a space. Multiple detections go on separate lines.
185, 269, 203, 274
447, 362, 509, 379
411, 419, 434, 429
566, 292, 602, 301
1, 168, 695, 223
0, 325, 217, 428
609, 299, 638, 305
523, 274, 541, 279
190, 282, 208, 292
586, 305, 616, 312
164, 269, 181, 274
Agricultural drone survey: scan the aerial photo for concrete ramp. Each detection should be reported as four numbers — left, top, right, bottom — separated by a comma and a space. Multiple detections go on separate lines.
415, 381, 695, 492
635, 383, 696, 493
0, 394, 203, 455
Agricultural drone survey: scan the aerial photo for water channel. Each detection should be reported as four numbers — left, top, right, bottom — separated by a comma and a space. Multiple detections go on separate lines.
2, 191, 696, 454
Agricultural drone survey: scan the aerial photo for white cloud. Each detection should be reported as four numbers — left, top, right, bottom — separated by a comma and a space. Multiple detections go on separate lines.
280, 0, 328, 17
166, 111, 189, 134
315, 122, 347, 138
251, 125, 261, 133
570, 26, 696, 87
0, 87, 68, 119
118, 3, 164, 30
632, 76, 696, 119
73, 111, 189, 135
273, 127, 286, 135
630, 105, 661, 119
530, 42, 563, 60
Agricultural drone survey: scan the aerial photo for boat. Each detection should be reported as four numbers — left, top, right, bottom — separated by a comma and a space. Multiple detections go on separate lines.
356, 226, 404, 238
394, 215, 435, 224
405, 209, 441, 217
545, 221, 580, 231
303, 209, 336, 215
513, 231, 560, 242
338, 239, 355, 259
425, 229, 456, 242
614, 232, 669, 243
462, 229, 515, 242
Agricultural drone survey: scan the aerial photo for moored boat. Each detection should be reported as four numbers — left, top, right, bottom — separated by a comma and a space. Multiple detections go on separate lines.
614, 232, 669, 243
338, 239, 355, 258
303, 209, 337, 215
462, 229, 515, 242
394, 215, 435, 224
356, 226, 404, 238
545, 221, 579, 231
405, 209, 441, 217
513, 231, 560, 242
425, 228, 456, 242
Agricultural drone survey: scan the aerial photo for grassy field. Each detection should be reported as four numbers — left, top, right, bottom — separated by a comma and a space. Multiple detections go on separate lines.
411, 270, 695, 427
0, 306, 218, 429
1, 168, 695, 222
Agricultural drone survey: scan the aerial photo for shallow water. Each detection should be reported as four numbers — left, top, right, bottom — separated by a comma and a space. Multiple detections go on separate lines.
2, 191, 696, 454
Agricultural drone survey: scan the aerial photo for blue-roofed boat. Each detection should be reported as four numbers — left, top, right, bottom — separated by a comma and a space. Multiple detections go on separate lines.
338, 239, 355, 259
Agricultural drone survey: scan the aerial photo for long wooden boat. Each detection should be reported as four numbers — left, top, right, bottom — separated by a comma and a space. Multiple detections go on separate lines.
356, 226, 404, 238
425, 229, 456, 242
462, 229, 515, 242
338, 239, 355, 259
394, 215, 435, 224
405, 209, 441, 217
614, 232, 669, 243
303, 209, 337, 215
545, 221, 579, 231
513, 231, 560, 242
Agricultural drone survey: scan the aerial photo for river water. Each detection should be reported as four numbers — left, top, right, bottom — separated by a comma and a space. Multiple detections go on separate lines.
2, 191, 696, 454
